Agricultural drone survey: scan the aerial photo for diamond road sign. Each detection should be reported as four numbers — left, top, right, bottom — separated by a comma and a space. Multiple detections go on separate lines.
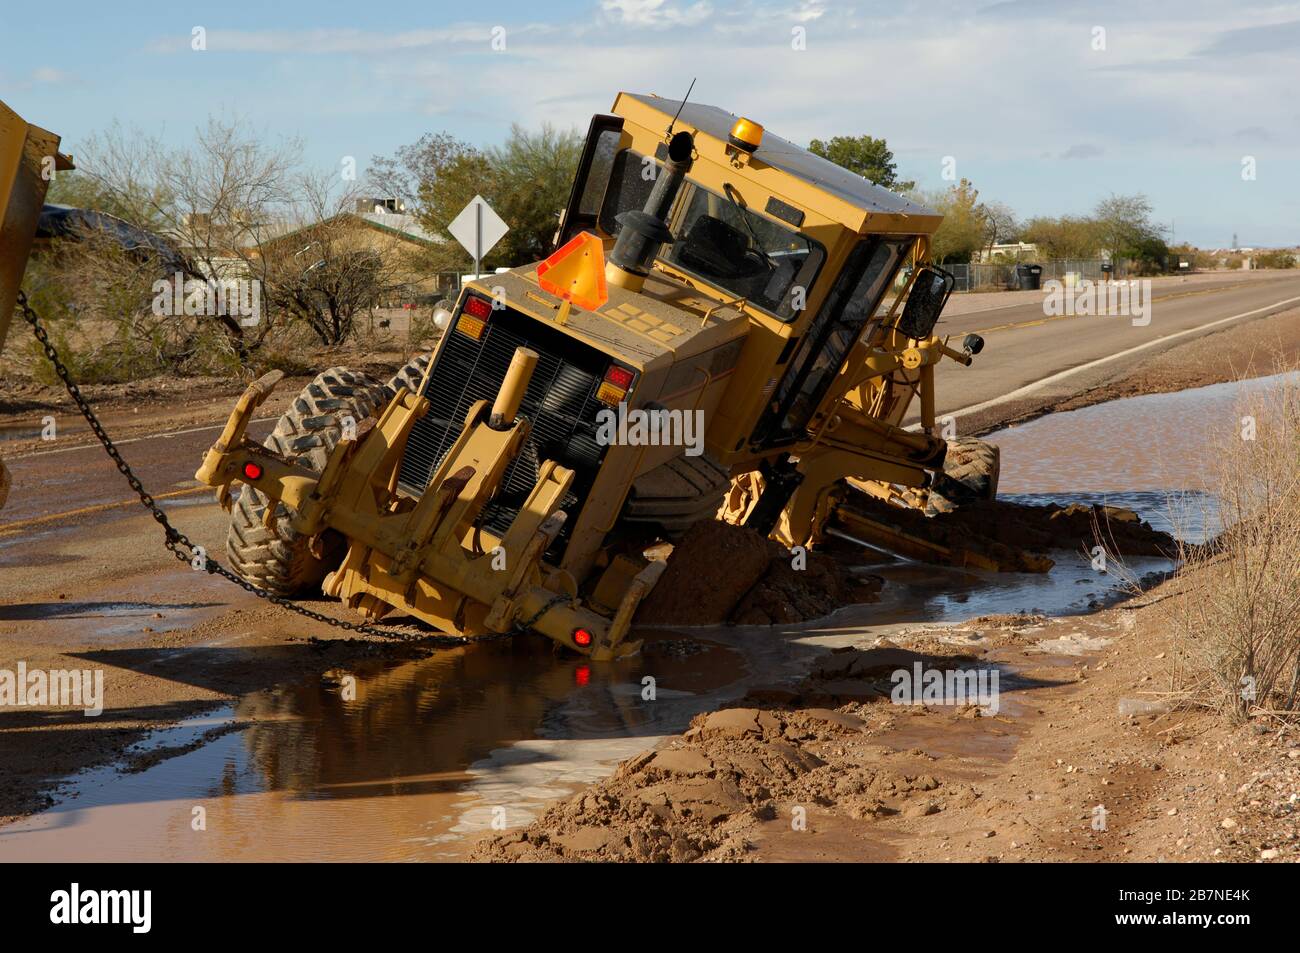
447, 195, 509, 271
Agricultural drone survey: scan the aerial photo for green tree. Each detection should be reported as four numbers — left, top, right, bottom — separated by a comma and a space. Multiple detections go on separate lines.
372, 124, 582, 272
483, 124, 584, 263
1021, 215, 1103, 259
1128, 234, 1171, 275
924, 179, 987, 264
367, 131, 481, 218
808, 134, 915, 191
1093, 193, 1158, 259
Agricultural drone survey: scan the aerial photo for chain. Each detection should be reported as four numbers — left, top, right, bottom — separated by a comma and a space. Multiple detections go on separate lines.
17, 290, 474, 647
515, 592, 572, 632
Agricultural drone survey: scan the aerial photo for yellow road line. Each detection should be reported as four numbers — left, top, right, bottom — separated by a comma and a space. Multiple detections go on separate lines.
0, 485, 213, 536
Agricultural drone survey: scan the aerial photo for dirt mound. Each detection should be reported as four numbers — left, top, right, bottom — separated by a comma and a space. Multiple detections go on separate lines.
634, 520, 882, 627
841, 493, 1176, 565
472, 684, 979, 863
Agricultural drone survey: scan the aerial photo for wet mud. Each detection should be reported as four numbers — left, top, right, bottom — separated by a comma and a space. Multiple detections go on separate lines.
2, 374, 1277, 861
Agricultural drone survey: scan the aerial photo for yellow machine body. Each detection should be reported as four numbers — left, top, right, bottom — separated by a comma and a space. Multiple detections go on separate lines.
197, 91, 981, 656
0, 98, 72, 509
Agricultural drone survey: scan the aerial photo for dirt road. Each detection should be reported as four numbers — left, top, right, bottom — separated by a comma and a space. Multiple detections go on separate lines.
2, 271, 1298, 859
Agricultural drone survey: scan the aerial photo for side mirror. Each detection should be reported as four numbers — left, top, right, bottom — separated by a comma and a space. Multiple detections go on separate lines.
897, 266, 955, 340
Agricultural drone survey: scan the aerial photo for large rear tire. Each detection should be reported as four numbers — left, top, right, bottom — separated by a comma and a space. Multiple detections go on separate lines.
225, 366, 392, 595
385, 353, 430, 396
929, 438, 1000, 513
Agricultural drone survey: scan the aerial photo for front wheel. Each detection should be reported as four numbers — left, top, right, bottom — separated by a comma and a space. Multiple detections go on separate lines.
224, 366, 392, 595
928, 438, 1000, 513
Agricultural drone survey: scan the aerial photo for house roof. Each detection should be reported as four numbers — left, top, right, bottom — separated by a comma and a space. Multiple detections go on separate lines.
243, 210, 441, 250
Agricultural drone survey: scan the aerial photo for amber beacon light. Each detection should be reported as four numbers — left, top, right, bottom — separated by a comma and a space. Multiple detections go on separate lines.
728, 117, 764, 153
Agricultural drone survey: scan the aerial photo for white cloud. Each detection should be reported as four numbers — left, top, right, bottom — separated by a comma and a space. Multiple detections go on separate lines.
792, 1, 827, 23
31, 66, 75, 84
600, 0, 714, 28
146, 24, 561, 55
142, 2, 1300, 194
351, 5, 1299, 167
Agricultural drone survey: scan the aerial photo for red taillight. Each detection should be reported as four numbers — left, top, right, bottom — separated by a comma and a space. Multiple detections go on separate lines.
596, 364, 635, 406
242, 462, 263, 480
572, 628, 593, 648
604, 365, 635, 390
463, 295, 492, 319
457, 296, 492, 341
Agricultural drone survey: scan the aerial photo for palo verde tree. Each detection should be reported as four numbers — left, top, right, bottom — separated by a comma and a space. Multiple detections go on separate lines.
368, 124, 583, 272
808, 134, 916, 191
921, 178, 988, 264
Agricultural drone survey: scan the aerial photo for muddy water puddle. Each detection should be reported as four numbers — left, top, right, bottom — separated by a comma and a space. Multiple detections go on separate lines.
2, 375, 1276, 860
988, 371, 1298, 542
0, 572, 234, 643
0, 636, 749, 860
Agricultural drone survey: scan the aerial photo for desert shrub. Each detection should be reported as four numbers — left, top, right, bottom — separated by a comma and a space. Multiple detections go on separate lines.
1169, 372, 1300, 721
1254, 249, 1297, 270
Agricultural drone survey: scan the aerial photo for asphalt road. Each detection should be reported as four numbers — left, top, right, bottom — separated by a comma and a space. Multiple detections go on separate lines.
924, 272, 1300, 431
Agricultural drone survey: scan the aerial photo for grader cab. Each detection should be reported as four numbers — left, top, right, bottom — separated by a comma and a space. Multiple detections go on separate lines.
197, 92, 993, 658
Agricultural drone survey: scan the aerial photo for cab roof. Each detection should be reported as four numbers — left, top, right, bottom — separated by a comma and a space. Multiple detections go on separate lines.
622, 92, 940, 228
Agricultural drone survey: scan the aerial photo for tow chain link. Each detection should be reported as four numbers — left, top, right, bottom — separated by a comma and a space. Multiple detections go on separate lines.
18, 290, 474, 647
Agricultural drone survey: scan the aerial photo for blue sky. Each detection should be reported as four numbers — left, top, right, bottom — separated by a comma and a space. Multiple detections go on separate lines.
3, 0, 1296, 247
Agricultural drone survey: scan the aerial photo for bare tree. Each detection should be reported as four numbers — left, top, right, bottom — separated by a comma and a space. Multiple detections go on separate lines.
979, 200, 1019, 256
263, 172, 420, 345
69, 116, 303, 362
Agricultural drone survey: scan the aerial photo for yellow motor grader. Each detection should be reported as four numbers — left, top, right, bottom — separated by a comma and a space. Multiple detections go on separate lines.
1, 93, 995, 659
197, 92, 996, 659
0, 99, 73, 510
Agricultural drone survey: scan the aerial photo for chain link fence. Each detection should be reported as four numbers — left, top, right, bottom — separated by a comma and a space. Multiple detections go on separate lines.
944, 259, 1130, 292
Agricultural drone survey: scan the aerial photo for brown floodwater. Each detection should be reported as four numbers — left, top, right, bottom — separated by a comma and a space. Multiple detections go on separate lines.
0, 636, 750, 861
7, 375, 1281, 861
991, 373, 1297, 494
986, 371, 1297, 543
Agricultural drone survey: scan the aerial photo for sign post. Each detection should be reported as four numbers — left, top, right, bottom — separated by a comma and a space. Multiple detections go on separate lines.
448, 195, 508, 281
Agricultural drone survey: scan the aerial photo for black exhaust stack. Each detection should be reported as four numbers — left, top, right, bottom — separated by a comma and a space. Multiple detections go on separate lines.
607, 130, 694, 289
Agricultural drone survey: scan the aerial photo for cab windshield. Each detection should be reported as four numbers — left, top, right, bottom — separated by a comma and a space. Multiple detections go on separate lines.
659, 183, 824, 320
598, 149, 823, 321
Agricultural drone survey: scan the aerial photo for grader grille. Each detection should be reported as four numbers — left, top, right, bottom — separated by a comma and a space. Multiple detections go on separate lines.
397, 298, 613, 544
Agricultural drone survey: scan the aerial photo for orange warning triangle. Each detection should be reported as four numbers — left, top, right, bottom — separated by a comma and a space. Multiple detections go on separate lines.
536, 232, 609, 312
